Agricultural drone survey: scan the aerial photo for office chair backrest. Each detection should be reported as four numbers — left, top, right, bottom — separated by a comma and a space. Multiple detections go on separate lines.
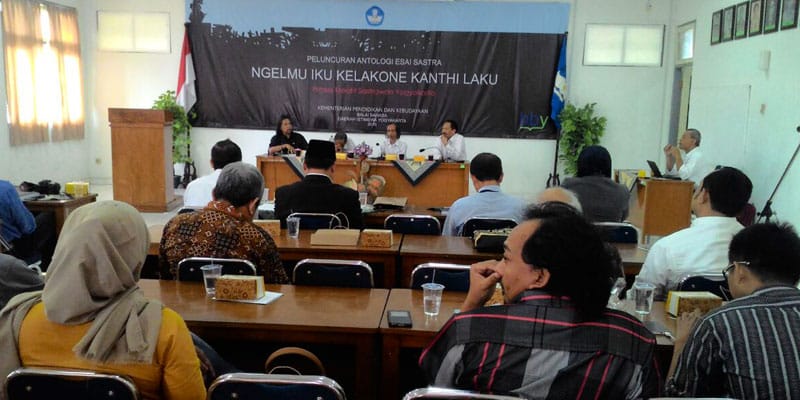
5, 367, 139, 400
384, 214, 441, 235
403, 387, 521, 399
676, 273, 731, 301
461, 217, 517, 238
293, 258, 374, 288
177, 257, 257, 282
410, 263, 470, 292
208, 373, 346, 400
594, 222, 639, 244
287, 213, 342, 229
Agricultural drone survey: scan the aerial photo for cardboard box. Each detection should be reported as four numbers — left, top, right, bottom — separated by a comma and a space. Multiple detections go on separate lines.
216, 275, 265, 300
666, 291, 723, 317
310, 229, 361, 246
253, 219, 281, 238
360, 229, 393, 247
65, 181, 89, 197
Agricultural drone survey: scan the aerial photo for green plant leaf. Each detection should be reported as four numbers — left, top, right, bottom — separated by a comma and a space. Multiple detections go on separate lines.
153, 90, 192, 164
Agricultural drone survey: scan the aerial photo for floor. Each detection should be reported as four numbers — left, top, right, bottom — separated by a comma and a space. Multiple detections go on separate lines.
94, 184, 181, 227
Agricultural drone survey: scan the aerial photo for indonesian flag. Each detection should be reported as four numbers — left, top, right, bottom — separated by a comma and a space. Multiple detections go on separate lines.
176, 26, 196, 112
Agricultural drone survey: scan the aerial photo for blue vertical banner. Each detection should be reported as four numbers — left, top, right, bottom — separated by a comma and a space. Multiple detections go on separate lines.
550, 36, 567, 132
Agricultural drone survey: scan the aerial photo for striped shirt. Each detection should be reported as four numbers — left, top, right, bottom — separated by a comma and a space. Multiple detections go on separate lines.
668, 286, 800, 399
419, 290, 661, 399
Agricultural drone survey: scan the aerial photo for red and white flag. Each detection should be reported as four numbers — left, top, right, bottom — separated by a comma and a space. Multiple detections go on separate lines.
176, 26, 196, 112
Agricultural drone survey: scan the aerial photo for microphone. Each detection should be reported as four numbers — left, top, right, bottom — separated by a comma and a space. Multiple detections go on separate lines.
796, 126, 800, 133
418, 146, 438, 153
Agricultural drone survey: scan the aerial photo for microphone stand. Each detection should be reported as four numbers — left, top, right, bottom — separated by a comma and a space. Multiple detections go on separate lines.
757, 126, 800, 223
546, 135, 561, 187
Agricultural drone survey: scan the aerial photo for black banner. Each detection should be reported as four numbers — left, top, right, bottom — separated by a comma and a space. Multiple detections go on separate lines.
189, 5, 563, 138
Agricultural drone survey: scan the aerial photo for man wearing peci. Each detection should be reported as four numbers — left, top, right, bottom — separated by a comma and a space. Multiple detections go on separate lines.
433, 119, 466, 162
274, 140, 364, 229
183, 139, 242, 208
663, 129, 714, 187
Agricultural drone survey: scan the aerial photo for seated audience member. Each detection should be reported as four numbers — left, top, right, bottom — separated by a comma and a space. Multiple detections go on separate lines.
664, 129, 714, 187
561, 145, 629, 222
268, 115, 307, 155
536, 186, 583, 212
420, 202, 660, 398
159, 162, 288, 283
332, 131, 355, 153
667, 222, 800, 399
183, 139, 242, 208
274, 140, 363, 229
433, 119, 466, 162
441, 153, 525, 236
0, 254, 43, 309
0, 180, 56, 270
0, 201, 206, 400
635, 166, 752, 299
381, 123, 407, 157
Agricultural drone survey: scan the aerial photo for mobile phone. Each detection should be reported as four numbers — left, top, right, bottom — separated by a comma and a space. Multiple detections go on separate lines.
387, 310, 412, 328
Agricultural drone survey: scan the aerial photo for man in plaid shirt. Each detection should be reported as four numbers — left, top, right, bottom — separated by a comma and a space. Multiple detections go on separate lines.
420, 202, 661, 398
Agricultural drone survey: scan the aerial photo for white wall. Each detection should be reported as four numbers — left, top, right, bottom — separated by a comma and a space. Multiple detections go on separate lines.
673, 0, 800, 225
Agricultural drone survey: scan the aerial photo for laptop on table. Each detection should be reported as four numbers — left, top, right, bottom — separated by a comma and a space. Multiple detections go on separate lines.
646, 160, 681, 180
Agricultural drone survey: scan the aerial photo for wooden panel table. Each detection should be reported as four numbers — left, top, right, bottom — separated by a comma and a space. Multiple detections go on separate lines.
139, 279, 388, 400
24, 194, 98, 235
256, 155, 469, 208
272, 229, 402, 288
379, 290, 675, 399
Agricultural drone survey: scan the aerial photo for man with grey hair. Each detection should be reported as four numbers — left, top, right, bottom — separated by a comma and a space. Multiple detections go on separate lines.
159, 162, 289, 283
536, 187, 583, 213
664, 129, 714, 187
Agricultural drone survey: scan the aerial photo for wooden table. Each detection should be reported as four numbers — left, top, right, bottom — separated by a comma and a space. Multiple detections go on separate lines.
139, 279, 388, 400
616, 243, 648, 276
148, 224, 164, 256
24, 194, 98, 235
398, 235, 502, 287
272, 229, 402, 288
256, 155, 469, 208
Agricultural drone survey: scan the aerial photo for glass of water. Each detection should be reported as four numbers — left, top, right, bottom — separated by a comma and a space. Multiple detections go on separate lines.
632, 281, 656, 315
201, 264, 222, 297
421, 283, 445, 316
286, 216, 300, 238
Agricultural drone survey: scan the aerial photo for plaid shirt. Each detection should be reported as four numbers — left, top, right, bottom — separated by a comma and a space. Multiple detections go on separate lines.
158, 201, 289, 283
419, 290, 661, 399
668, 286, 800, 399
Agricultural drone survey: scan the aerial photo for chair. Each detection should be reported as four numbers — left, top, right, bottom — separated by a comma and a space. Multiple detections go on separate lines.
460, 217, 517, 237
176, 257, 257, 282
737, 202, 756, 226
5, 367, 139, 400
403, 387, 521, 399
675, 273, 731, 301
410, 263, 471, 292
384, 214, 441, 235
293, 258, 373, 288
264, 347, 326, 375
594, 222, 639, 244
207, 373, 346, 400
287, 212, 342, 229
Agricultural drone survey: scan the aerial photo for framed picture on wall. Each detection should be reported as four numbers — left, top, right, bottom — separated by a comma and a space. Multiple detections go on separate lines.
722, 6, 736, 40
781, 0, 798, 29
749, 0, 764, 35
711, 10, 723, 44
763, 0, 781, 33
735, 2, 750, 38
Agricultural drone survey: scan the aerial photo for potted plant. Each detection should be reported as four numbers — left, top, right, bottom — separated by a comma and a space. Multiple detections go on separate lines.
153, 90, 194, 186
558, 102, 607, 175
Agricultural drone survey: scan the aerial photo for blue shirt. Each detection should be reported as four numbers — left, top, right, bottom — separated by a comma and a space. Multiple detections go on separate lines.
0, 180, 36, 242
441, 185, 526, 236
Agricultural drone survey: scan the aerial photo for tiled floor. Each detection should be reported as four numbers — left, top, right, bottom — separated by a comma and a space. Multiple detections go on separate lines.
94, 184, 182, 227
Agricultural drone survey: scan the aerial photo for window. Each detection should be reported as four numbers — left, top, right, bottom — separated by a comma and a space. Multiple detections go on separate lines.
583, 24, 664, 67
677, 22, 695, 64
2, 0, 84, 145
97, 11, 170, 53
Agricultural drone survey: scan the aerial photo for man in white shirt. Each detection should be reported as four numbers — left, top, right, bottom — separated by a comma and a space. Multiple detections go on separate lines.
381, 123, 407, 157
442, 153, 525, 236
183, 139, 242, 207
664, 129, 714, 187
433, 119, 466, 162
635, 167, 752, 299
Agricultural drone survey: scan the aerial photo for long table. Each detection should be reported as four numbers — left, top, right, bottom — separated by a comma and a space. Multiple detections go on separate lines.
256, 155, 469, 208
24, 194, 98, 235
139, 279, 388, 400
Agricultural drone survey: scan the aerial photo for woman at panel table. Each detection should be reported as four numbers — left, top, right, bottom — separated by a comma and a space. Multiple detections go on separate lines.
0, 201, 206, 400
561, 145, 630, 222
268, 114, 308, 155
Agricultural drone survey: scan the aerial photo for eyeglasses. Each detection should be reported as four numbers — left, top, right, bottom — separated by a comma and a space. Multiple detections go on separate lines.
723, 261, 750, 279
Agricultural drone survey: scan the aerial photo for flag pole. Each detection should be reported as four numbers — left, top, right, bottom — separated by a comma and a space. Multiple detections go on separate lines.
547, 33, 567, 188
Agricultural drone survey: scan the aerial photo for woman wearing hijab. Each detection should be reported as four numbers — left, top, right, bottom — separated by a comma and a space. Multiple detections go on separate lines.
0, 201, 206, 400
561, 145, 630, 222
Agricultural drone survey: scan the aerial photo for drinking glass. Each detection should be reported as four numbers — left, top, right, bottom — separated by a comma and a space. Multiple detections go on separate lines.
287, 216, 300, 238
633, 281, 656, 315
422, 283, 445, 316
201, 264, 222, 296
